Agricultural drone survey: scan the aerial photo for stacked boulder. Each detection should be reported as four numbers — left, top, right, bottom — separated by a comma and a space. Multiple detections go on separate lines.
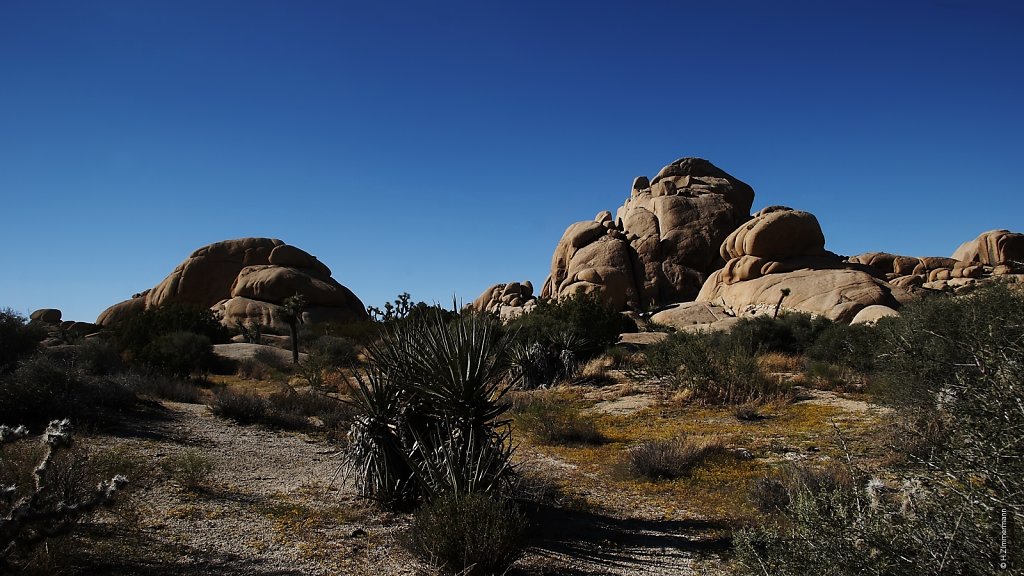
850, 230, 1024, 294
696, 207, 908, 322
29, 308, 102, 344
541, 157, 754, 310
470, 281, 538, 321
97, 238, 369, 329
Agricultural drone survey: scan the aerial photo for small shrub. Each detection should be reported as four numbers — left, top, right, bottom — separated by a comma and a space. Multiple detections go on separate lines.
0, 309, 46, 374
756, 352, 803, 373
408, 492, 526, 576
80, 339, 125, 375
734, 403, 763, 421
116, 303, 229, 360
506, 292, 636, 360
210, 388, 268, 425
748, 476, 790, 514
0, 357, 137, 429
138, 331, 214, 378
236, 357, 274, 380
623, 435, 728, 480
112, 372, 201, 403
632, 331, 791, 405
726, 312, 833, 356
161, 449, 214, 492
512, 392, 606, 445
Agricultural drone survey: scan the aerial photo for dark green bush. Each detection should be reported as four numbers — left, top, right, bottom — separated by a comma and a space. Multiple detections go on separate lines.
631, 331, 789, 404
0, 356, 137, 430
137, 331, 214, 378
408, 492, 526, 576
725, 312, 833, 356
111, 372, 201, 403
302, 335, 358, 367
805, 321, 883, 372
115, 303, 229, 363
507, 292, 635, 358
346, 311, 517, 509
0, 309, 46, 373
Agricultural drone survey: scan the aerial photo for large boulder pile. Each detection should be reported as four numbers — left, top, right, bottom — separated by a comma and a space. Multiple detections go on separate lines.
97, 238, 369, 328
470, 281, 538, 321
696, 207, 908, 322
541, 157, 754, 310
849, 230, 1024, 294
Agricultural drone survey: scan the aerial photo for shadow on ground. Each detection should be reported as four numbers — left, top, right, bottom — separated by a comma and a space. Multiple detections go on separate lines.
519, 502, 732, 574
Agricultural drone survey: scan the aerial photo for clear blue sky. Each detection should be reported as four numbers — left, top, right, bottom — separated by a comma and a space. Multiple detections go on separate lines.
1, 0, 1021, 322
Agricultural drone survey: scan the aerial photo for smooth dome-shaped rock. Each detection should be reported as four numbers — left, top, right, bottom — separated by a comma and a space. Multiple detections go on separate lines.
97, 238, 368, 328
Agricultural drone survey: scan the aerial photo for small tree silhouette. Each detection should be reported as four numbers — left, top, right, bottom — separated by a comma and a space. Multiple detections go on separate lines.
277, 294, 307, 365
773, 288, 791, 319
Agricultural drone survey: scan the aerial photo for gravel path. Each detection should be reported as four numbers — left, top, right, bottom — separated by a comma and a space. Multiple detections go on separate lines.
71, 401, 728, 575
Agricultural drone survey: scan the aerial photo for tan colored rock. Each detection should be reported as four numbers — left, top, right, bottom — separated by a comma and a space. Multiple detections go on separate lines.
97, 238, 368, 327
890, 275, 925, 290
145, 238, 283, 310
720, 209, 825, 261
680, 316, 743, 334
543, 157, 754, 310
96, 295, 148, 326
953, 230, 1024, 267
268, 244, 331, 276
650, 302, 728, 329
850, 305, 899, 325
720, 255, 769, 285
30, 309, 62, 324
697, 268, 899, 323
231, 265, 358, 308
893, 256, 922, 276
469, 281, 538, 317
617, 332, 669, 347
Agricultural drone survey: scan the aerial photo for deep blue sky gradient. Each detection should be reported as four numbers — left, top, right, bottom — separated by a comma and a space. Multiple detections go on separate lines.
2, 1, 1021, 321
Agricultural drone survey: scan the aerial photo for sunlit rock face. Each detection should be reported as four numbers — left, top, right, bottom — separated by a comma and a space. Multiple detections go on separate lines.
97, 238, 368, 328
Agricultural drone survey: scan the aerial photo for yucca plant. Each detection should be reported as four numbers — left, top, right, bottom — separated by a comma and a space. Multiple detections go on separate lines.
344, 310, 519, 508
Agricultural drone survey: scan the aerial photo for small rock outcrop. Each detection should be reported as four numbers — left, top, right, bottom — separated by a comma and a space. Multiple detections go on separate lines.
541, 157, 754, 311
97, 238, 369, 328
697, 207, 908, 322
470, 281, 538, 321
30, 309, 62, 324
849, 230, 1024, 295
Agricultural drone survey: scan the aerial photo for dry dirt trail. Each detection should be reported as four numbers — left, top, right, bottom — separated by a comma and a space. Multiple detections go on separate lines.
73, 398, 738, 575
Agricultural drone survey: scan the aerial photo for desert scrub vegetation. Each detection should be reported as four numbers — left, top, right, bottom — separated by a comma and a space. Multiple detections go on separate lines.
343, 309, 529, 573
511, 391, 606, 445
0, 355, 138, 429
408, 491, 526, 576
623, 435, 729, 481
734, 284, 1024, 575
505, 292, 636, 388
161, 449, 214, 492
1, 420, 128, 569
0, 309, 46, 374
345, 310, 518, 508
114, 303, 228, 377
630, 330, 791, 404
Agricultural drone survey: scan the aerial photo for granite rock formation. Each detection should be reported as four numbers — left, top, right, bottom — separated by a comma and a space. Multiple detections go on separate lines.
97, 238, 368, 328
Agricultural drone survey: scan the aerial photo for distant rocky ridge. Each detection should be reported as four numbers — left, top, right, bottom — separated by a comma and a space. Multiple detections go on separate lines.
479, 157, 1024, 326
97, 238, 368, 328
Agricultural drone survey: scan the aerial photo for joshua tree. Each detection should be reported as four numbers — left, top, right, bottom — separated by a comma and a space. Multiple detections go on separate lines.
278, 294, 307, 365
773, 288, 791, 319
